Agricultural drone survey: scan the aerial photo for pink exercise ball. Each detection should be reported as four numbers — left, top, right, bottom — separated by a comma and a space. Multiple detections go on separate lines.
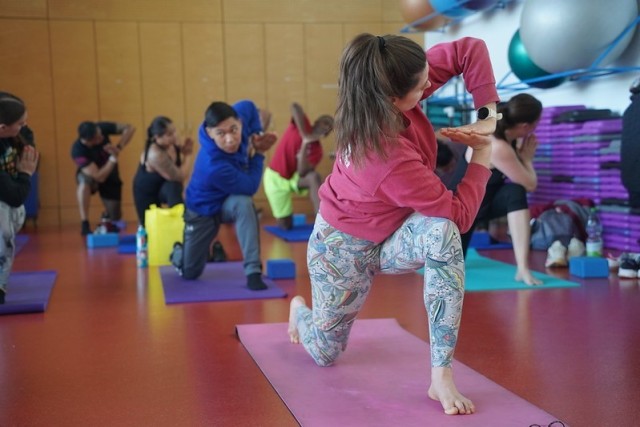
400, 0, 449, 31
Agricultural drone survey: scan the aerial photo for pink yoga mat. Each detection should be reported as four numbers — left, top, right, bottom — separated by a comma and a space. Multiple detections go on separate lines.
237, 318, 565, 427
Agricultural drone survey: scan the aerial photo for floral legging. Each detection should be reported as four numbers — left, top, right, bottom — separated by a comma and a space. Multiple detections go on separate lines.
0, 202, 25, 292
294, 212, 465, 368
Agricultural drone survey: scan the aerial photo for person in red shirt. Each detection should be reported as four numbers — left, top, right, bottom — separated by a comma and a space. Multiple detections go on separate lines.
287, 34, 500, 416
263, 102, 333, 229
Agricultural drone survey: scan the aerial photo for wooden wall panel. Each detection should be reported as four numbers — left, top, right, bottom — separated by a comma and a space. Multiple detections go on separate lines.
224, 24, 266, 106
0, 0, 413, 226
139, 23, 185, 130
303, 24, 342, 179
0, 20, 58, 226
0, 0, 47, 18
50, 21, 100, 221
224, 0, 382, 23
95, 22, 144, 223
48, 0, 222, 22
182, 23, 226, 138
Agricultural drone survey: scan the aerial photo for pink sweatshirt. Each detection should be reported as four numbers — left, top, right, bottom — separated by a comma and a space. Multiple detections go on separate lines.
318, 37, 498, 243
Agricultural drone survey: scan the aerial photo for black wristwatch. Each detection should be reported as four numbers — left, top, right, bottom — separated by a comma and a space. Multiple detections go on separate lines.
477, 107, 502, 121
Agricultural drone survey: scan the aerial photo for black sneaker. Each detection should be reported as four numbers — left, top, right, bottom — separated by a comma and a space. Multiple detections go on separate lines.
618, 253, 639, 279
0, 288, 5, 304
247, 273, 268, 291
208, 241, 227, 263
81, 220, 91, 236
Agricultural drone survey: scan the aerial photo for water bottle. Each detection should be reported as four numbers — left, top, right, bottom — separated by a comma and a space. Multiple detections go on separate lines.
136, 225, 148, 268
585, 207, 603, 257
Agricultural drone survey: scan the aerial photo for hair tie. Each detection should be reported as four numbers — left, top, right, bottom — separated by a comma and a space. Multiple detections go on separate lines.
377, 36, 386, 51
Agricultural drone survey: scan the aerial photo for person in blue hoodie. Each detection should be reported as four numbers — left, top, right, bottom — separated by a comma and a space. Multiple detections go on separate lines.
170, 100, 277, 290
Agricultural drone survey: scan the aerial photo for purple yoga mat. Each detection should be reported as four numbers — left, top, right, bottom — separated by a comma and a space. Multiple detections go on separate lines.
15, 234, 29, 255
0, 270, 57, 315
237, 318, 563, 427
159, 262, 287, 304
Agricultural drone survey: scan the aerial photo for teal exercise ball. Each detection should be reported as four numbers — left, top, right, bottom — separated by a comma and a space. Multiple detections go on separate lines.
520, 0, 638, 73
430, 0, 474, 19
508, 30, 565, 89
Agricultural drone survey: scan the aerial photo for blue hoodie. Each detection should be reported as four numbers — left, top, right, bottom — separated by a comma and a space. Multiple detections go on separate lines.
185, 100, 265, 216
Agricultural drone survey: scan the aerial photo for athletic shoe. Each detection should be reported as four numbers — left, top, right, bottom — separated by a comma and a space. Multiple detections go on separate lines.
208, 241, 227, 263
618, 253, 640, 279
0, 287, 5, 304
170, 242, 184, 274
81, 220, 91, 236
567, 238, 586, 259
545, 240, 568, 268
606, 253, 621, 270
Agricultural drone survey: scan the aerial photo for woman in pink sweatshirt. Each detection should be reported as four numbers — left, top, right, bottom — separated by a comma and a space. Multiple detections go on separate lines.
288, 33, 500, 416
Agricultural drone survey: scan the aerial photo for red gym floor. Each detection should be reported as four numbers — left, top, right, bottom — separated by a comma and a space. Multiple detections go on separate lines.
1, 223, 638, 426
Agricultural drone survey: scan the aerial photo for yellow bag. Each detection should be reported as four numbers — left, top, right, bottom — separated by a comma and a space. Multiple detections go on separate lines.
145, 203, 184, 266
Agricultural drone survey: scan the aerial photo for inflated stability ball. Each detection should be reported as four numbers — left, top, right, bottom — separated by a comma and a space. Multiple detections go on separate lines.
464, 0, 500, 11
508, 30, 566, 89
520, 0, 638, 73
399, 0, 449, 31
430, 0, 474, 19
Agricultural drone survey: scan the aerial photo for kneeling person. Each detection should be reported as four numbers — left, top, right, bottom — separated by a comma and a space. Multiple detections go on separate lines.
170, 100, 277, 290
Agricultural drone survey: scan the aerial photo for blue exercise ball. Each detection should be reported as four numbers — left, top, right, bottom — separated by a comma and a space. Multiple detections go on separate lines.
520, 0, 638, 73
464, 0, 500, 11
430, 0, 474, 19
508, 30, 566, 89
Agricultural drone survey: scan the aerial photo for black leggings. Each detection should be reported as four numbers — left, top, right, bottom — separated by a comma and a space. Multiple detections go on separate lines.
133, 180, 183, 226
461, 182, 528, 255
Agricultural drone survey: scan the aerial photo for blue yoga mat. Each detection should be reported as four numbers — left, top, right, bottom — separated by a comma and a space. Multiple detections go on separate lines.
417, 249, 579, 292
159, 262, 287, 304
0, 270, 57, 315
264, 224, 313, 242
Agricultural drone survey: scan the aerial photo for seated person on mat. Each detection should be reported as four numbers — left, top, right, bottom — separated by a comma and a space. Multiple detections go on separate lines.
263, 102, 333, 229
132, 116, 193, 226
170, 100, 277, 290
71, 120, 136, 235
288, 34, 500, 415
447, 93, 543, 285
0, 93, 39, 304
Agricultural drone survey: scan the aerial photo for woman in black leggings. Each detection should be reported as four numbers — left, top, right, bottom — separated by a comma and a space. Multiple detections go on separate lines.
448, 94, 543, 285
133, 116, 193, 226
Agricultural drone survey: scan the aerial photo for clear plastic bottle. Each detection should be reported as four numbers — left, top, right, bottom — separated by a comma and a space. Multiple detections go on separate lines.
585, 207, 603, 257
136, 225, 148, 268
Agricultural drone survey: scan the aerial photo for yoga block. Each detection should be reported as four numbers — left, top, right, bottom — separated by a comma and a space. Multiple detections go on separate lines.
569, 257, 609, 278
469, 231, 491, 247
293, 214, 307, 227
87, 233, 119, 248
266, 259, 296, 279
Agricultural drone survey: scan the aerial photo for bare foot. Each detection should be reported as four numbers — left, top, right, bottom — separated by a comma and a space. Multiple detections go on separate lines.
288, 296, 306, 344
515, 268, 543, 286
428, 367, 475, 415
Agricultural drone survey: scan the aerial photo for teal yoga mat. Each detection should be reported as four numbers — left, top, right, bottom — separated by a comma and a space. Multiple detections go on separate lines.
418, 249, 580, 292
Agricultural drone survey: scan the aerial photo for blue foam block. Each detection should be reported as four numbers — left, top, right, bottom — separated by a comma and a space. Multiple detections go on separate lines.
469, 231, 513, 250
569, 257, 609, 278
469, 231, 491, 247
292, 214, 307, 227
87, 233, 119, 248
266, 259, 296, 279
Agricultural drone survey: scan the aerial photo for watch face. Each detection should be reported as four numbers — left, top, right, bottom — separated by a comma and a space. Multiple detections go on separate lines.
477, 107, 490, 120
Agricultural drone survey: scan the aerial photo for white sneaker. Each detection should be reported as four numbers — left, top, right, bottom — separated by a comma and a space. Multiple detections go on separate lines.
567, 238, 585, 259
545, 240, 568, 268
